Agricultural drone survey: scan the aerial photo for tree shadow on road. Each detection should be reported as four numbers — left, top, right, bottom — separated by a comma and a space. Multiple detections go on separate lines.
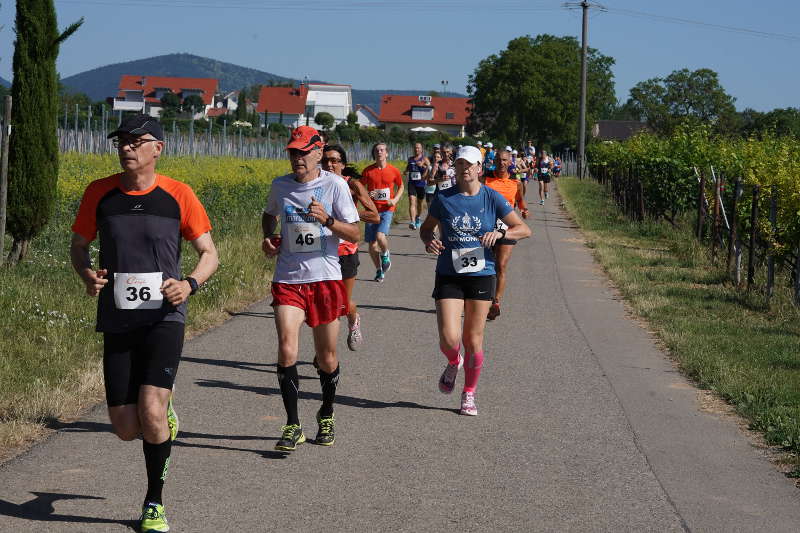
358, 304, 436, 314
0, 492, 134, 528
195, 379, 455, 414
181, 356, 318, 379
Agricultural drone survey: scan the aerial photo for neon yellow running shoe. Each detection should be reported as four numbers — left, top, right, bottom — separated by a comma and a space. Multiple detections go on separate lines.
139, 502, 169, 532
315, 411, 335, 446
274, 424, 305, 451
166, 392, 178, 442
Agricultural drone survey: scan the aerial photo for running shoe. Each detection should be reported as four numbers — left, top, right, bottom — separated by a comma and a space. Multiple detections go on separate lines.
487, 301, 501, 321
539, 199, 545, 205
347, 314, 363, 351
275, 424, 305, 451
438, 355, 463, 394
408, 221, 416, 230
374, 269, 384, 283
381, 251, 392, 274
545, 192, 550, 199
415, 217, 421, 229
166, 392, 178, 442
139, 502, 169, 533
315, 410, 335, 446
460, 391, 478, 416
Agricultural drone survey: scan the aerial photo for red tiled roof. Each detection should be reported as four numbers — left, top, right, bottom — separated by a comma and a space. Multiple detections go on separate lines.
355, 104, 380, 121
256, 86, 308, 114
378, 95, 471, 125
117, 75, 218, 105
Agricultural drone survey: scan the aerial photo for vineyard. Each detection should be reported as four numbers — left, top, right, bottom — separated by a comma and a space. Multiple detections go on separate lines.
586, 126, 800, 304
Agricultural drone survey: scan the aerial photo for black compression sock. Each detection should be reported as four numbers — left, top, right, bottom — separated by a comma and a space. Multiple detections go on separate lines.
277, 364, 300, 426
318, 365, 340, 418
142, 438, 172, 505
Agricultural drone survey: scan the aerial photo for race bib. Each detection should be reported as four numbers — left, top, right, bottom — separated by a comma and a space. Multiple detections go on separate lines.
373, 188, 390, 202
495, 219, 509, 231
437, 180, 453, 191
408, 171, 422, 181
288, 222, 322, 253
114, 272, 164, 310
452, 247, 486, 274
540, 168, 549, 174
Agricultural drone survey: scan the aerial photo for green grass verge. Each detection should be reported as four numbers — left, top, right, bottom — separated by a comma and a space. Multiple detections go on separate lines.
558, 177, 800, 464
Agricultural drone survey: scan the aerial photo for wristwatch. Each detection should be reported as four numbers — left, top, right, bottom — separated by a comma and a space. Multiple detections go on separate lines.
183, 276, 199, 295
324, 216, 335, 227
497, 227, 507, 239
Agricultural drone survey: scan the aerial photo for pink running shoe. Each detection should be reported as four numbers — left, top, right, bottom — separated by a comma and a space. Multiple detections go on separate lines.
438, 355, 463, 394
460, 391, 478, 416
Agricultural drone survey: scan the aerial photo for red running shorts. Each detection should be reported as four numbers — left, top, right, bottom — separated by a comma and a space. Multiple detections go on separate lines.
270, 280, 349, 327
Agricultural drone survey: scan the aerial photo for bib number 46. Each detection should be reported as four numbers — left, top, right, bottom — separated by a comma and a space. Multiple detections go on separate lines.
295, 233, 315, 246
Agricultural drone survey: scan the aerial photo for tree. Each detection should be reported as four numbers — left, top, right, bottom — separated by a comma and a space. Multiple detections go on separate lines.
182, 94, 205, 115
624, 68, 737, 135
468, 34, 616, 149
346, 111, 358, 127
235, 87, 248, 121
7, 1, 82, 263
159, 92, 180, 118
314, 111, 335, 131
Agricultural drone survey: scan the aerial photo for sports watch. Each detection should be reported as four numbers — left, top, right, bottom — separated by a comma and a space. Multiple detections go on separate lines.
324, 216, 335, 227
184, 276, 199, 295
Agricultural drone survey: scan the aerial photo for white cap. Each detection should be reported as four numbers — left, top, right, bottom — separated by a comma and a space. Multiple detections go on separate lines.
476, 141, 483, 146
485, 142, 493, 148
455, 146, 483, 165
505, 145, 512, 152
511, 149, 518, 155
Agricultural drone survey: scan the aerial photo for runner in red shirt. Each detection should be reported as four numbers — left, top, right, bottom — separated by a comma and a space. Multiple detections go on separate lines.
360, 142, 404, 283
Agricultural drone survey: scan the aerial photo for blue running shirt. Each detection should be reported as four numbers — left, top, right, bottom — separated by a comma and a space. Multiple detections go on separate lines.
428, 185, 513, 276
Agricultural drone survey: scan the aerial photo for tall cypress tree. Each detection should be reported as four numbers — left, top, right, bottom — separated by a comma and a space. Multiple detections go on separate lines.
6, 1, 82, 263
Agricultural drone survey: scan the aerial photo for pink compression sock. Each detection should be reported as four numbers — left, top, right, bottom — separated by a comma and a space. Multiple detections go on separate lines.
440, 344, 461, 366
463, 351, 484, 393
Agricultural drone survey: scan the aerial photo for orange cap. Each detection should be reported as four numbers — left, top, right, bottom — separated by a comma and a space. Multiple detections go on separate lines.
286, 126, 324, 151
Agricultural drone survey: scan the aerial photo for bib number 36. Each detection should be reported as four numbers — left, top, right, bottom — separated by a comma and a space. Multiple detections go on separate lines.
113, 272, 164, 310
451, 247, 486, 274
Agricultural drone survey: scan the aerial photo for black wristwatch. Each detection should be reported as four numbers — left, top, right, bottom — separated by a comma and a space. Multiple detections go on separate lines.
497, 227, 507, 239
324, 216, 335, 227
183, 276, 199, 295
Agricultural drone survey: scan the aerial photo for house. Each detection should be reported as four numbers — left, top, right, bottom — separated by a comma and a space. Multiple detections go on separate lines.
354, 104, 381, 128
257, 82, 353, 130
111, 75, 219, 118
592, 120, 651, 141
379, 95, 471, 137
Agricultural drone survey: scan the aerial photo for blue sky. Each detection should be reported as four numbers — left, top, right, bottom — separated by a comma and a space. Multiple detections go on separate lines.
1, 0, 798, 111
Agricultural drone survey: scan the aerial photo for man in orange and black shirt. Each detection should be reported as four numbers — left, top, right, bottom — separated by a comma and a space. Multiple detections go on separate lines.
70, 114, 218, 532
483, 149, 530, 320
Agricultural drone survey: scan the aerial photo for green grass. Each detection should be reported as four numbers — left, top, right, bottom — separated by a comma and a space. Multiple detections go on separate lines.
558, 177, 800, 465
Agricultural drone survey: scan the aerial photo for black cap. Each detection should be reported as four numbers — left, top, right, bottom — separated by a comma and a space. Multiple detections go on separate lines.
107, 114, 164, 141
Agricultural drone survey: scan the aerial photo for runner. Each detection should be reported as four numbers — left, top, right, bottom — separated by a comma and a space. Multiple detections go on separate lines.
420, 146, 530, 415
405, 142, 430, 229
428, 142, 456, 197
360, 142, 404, 282
524, 140, 536, 159
553, 156, 563, 178
537, 151, 554, 205
70, 114, 219, 533
484, 149, 530, 320
482, 142, 496, 177
321, 144, 380, 350
477, 141, 485, 162
262, 126, 360, 451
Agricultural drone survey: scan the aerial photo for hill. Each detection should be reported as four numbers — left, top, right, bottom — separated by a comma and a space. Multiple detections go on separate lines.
59, 53, 464, 110
0, 77, 10, 88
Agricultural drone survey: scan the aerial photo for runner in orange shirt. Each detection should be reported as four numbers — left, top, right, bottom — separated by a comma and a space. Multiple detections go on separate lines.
483, 149, 530, 320
360, 142, 404, 283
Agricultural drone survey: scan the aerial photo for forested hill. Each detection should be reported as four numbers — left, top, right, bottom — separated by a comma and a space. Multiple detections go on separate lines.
0, 77, 9, 88
57, 53, 464, 109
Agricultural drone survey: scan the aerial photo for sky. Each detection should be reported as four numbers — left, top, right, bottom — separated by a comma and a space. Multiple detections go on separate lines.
0, 0, 798, 112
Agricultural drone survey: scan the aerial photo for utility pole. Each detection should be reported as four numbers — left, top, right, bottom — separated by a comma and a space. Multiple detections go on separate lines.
564, 2, 605, 180
0, 96, 12, 265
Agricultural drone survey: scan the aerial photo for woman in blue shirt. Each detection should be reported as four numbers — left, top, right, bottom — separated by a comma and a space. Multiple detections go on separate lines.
419, 146, 531, 416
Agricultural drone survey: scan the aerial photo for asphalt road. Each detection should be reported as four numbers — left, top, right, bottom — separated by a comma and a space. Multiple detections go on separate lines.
1, 183, 799, 532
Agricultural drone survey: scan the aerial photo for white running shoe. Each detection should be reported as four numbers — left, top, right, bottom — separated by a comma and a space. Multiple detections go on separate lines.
460, 391, 478, 416
347, 314, 363, 351
438, 355, 463, 394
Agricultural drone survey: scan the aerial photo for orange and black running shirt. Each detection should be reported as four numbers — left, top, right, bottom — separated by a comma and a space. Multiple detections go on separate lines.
484, 174, 519, 207
72, 173, 212, 333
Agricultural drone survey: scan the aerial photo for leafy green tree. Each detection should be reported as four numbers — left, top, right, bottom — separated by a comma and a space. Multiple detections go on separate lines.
346, 111, 358, 127
159, 92, 180, 118
468, 34, 616, 149
182, 94, 205, 115
7, 1, 82, 263
268, 122, 288, 136
624, 68, 737, 135
235, 87, 248, 121
314, 111, 335, 131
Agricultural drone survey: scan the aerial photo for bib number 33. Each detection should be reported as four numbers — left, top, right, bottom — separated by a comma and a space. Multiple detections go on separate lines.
451, 247, 486, 274
113, 272, 164, 310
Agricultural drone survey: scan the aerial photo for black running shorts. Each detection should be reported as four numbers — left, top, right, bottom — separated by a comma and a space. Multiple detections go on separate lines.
339, 252, 360, 280
407, 183, 427, 199
539, 175, 552, 184
432, 274, 496, 301
103, 321, 185, 406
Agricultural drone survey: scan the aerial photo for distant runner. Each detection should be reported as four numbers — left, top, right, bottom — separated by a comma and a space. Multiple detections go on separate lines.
484, 149, 530, 320
322, 144, 380, 350
361, 142, 404, 282
420, 146, 530, 415
553, 156, 562, 178
537, 151, 554, 205
405, 142, 430, 229
482, 142, 496, 177
70, 114, 219, 533
262, 126, 360, 451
